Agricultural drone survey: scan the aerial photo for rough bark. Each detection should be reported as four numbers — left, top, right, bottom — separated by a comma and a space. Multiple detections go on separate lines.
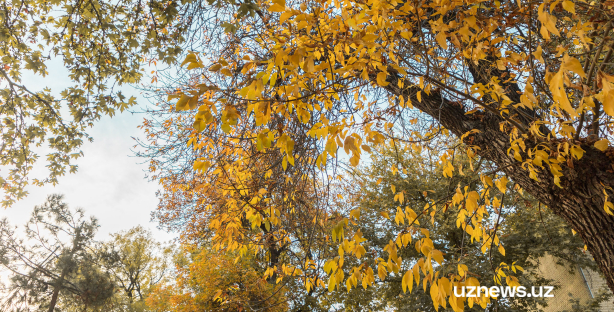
376, 69, 614, 294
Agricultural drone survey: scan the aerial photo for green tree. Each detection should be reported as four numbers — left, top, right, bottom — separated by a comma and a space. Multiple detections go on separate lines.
0, 194, 114, 311
0, 0, 191, 207
98, 226, 172, 312
322, 143, 612, 311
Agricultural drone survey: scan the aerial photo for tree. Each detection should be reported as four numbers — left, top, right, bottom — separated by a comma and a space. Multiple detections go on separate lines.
0, 194, 114, 311
98, 226, 173, 311
138, 0, 614, 309
144, 139, 612, 311
0, 0, 189, 207
146, 245, 287, 312
329, 144, 611, 311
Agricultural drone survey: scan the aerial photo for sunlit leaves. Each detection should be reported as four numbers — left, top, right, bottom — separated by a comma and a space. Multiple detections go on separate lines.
495, 177, 509, 194
596, 74, 614, 117
176, 94, 199, 111
376, 72, 390, 86
143, 0, 614, 309
268, 0, 286, 12
594, 139, 610, 151
537, 3, 560, 39
401, 270, 413, 293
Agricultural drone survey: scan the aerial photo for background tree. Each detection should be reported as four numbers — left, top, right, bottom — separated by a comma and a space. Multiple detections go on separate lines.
0, 0, 194, 207
97, 226, 173, 312
137, 0, 614, 308
328, 143, 611, 311
0, 194, 114, 311
146, 245, 287, 312
144, 140, 613, 311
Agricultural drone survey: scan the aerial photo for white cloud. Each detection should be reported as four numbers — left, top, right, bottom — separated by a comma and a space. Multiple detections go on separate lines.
0, 108, 176, 242
0, 61, 175, 243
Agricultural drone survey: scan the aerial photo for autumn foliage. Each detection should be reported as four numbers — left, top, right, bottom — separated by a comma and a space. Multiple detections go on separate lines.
146, 247, 286, 311
138, 0, 614, 310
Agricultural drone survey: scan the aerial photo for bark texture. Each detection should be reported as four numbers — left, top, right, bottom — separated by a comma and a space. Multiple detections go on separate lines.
375, 67, 614, 294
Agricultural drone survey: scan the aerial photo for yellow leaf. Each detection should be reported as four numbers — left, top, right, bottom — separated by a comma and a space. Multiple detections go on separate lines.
363, 34, 378, 42
378, 264, 387, 280
431, 250, 444, 265
193, 119, 207, 132
435, 31, 448, 49
402, 270, 414, 293
482, 175, 493, 187
175, 94, 190, 111
328, 274, 336, 292
571, 145, 584, 160
450, 292, 464, 312
420, 238, 434, 256
596, 76, 614, 117
562, 0, 575, 14
279, 11, 293, 23
430, 281, 440, 310
377, 72, 390, 86
549, 71, 578, 117
498, 244, 506, 256
305, 57, 315, 73
343, 136, 356, 155
193, 160, 211, 172
269, 3, 286, 12
220, 68, 233, 76
181, 53, 198, 67
495, 176, 508, 193
188, 96, 199, 110
213, 289, 223, 301
187, 62, 202, 70
466, 191, 480, 212
458, 264, 468, 277
594, 139, 609, 151
209, 64, 222, 72
562, 57, 586, 79
533, 46, 544, 64
537, 4, 560, 37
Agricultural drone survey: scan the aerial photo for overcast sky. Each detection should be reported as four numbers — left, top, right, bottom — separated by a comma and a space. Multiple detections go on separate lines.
0, 62, 176, 243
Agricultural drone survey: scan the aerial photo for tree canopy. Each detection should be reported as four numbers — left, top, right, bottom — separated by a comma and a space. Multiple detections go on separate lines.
0, 195, 171, 312
0, 0, 186, 207
146, 142, 612, 311
136, 0, 614, 310
4, 0, 614, 310
0, 194, 112, 311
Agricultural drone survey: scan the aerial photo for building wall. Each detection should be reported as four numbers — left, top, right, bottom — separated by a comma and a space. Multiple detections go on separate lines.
583, 267, 614, 312
536, 254, 592, 312
536, 254, 614, 312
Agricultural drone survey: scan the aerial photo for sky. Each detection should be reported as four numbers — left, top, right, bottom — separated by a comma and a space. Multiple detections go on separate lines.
0, 62, 176, 243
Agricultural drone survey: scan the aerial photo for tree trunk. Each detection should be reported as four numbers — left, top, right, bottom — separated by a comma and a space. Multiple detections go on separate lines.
477, 121, 614, 295
377, 68, 614, 294
48, 268, 68, 312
